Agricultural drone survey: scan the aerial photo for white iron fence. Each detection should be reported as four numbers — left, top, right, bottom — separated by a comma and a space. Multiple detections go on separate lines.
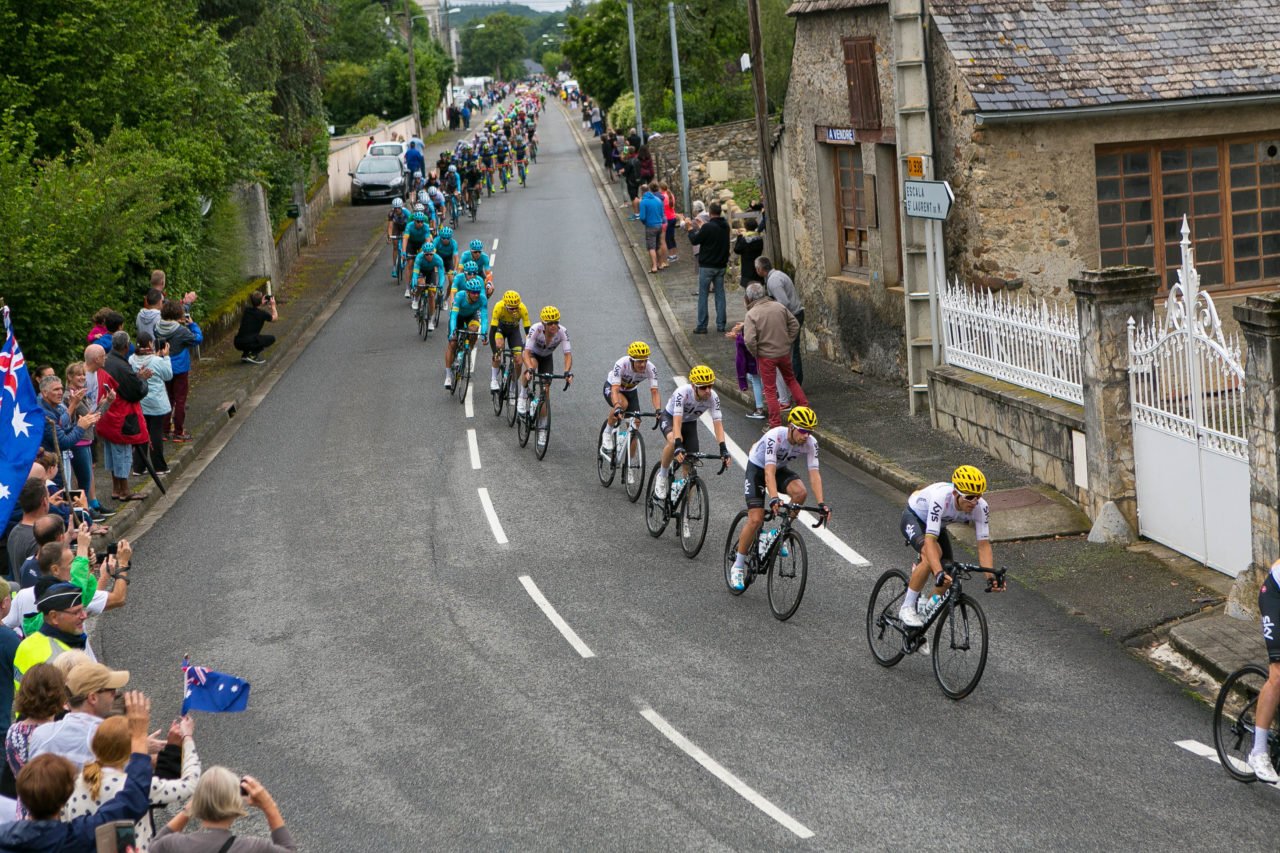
939, 279, 1083, 405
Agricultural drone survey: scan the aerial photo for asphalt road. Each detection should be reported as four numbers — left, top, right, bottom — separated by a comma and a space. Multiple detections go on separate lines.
101, 103, 1280, 851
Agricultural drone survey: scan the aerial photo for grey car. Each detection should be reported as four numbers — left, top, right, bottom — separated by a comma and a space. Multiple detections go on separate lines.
350, 155, 406, 204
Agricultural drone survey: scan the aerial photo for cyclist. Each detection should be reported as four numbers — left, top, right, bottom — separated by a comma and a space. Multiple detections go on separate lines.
386, 198, 408, 276
478, 138, 495, 195
489, 290, 531, 391
452, 260, 480, 305
1250, 558, 1280, 782
512, 133, 529, 185
729, 406, 829, 592
897, 465, 1003, 630
444, 277, 489, 390
653, 365, 730, 499
494, 135, 511, 189
400, 204, 432, 298
425, 183, 446, 221
434, 226, 459, 300
602, 341, 661, 456
461, 150, 483, 211
463, 239, 490, 274
441, 165, 462, 220
410, 242, 444, 322
518, 306, 573, 415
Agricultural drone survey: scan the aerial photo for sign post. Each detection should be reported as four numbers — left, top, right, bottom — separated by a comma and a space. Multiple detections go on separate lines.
903, 179, 955, 368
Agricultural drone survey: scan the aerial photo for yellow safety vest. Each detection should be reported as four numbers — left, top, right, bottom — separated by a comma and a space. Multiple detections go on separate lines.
13, 633, 76, 694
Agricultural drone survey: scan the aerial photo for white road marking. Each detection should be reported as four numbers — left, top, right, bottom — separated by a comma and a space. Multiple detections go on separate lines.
491, 238, 499, 252
489, 252, 497, 271
478, 487, 508, 544
640, 706, 814, 839
464, 349, 477, 418
467, 429, 481, 469
1175, 738, 1267, 779
518, 576, 596, 658
672, 377, 869, 567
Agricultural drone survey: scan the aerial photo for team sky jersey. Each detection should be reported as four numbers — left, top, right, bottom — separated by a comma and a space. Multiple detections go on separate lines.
748, 426, 819, 470
606, 356, 658, 391
449, 290, 488, 336
664, 385, 723, 422
525, 322, 571, 356
907, 482, 991, 541
434, 237, 458, 259
411, 250, 443, 289
490, 301, 531, 329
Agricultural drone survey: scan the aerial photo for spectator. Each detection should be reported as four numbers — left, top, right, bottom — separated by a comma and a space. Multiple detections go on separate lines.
728, 326, 767, 419
621, 148, 642, 219
684, 201, 732, 334
12, 516, 64, 590
0, 664, 66, 821
742, 282, 809, 427
659, 183, 681, 264
13, 583, 99, 700
37, 376, 95, 478
66, 714, 200, 851
88, 312, 131, 356
151, 768, 296, 853
590, 103, 603, 137
5, 480, 48, 583
0, 595, 19, 753
85, 309, 112, 346
136, 289, 164, 341
627, 127, 641, 152
96, 332, 152, 503
733, 218, 765, 287
637, 146, 655, 186
27, 661, 129, 768
599, 131, 616, 182
29, 367, 54, 386
8, 537, 129, 637
404, 141, 424, 180
233, 291, 277, 366
759, 256, 805, 385
151, 270, 197, 314
0, 691, 154, 851
639, 183, 668, 274
461, 102, 471, 130
62, 364, 108, 520
156, 300, 202, 445
129, 333, 173, 476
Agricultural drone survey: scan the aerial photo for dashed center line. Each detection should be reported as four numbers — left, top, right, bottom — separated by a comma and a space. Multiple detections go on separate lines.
478, 487, 508, 544
519, 575, 596, 658
491, 237, 499, 252
464, 349, 477, 418
640, 705, 814, 839
467, 429, 481, 469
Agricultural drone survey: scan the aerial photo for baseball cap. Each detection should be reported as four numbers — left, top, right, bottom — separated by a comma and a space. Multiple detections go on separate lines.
66, 661, 129, 696
36, 581, 82, 614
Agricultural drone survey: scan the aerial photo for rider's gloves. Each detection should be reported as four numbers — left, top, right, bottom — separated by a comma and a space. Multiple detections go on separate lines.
768, 496, 783, 514
817, 502, 831, 524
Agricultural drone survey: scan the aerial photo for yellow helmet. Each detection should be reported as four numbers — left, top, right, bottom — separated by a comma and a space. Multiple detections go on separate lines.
952, 465, 987, 497
540, 305, 560, 323
503, 290, 521, 309
787, 406, 818, 430
627, 341, 651, 359
688, 365, 715, 386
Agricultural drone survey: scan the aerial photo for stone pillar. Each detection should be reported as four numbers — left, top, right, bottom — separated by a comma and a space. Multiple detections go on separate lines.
1227, 293, 1280, 618
233, 182, 279, 284
1069, 266, 1160, 538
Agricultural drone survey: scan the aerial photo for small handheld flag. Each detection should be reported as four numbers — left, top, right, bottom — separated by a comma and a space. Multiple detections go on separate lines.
182, 655, 251, 714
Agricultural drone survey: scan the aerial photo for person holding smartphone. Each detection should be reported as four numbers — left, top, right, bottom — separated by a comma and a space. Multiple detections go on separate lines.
150, 767, 295, 852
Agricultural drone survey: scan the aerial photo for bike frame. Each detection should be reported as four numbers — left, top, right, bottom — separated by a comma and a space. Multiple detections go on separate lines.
659, 452, 725, 516
888, 562, 1004, 649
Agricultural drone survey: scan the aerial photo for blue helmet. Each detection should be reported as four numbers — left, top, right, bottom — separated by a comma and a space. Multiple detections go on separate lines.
440, 226, 454, 239
463, 260, 480, 275
470, 239, 483, 252
465, 276, 484, 293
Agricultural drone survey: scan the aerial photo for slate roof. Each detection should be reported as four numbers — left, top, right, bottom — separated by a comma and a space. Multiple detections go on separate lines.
928, 0, 1280, 113
786, 0, 884, 17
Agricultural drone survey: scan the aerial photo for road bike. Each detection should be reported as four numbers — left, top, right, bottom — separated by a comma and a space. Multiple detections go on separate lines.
492, 344, 522, 419
530, 138, 538, 163
516, 372, 571, 460
596, 410, 657, 502
447, 193, 461, 229
1213, 662, 1280, 782
463, 185, 479, 222
723, 503, 826, 621
414, 284, 432, 340
482, 166, 494, 196
647, 451, 728, 559
391, 241, 405, 284
449, 331, 478, 403
517, 157, 528, 187
498, 162, 510, 192
866, 561, 1006, 700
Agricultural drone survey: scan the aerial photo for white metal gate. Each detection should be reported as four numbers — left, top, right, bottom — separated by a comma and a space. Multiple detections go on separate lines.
1128, 217, 1250, 576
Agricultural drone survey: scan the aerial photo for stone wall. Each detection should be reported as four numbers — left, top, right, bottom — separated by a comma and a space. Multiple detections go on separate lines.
928, 365, 1086, 503
646, 118, 770, 220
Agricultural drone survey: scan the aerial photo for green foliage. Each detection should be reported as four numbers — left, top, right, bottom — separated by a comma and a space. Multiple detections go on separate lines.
607, 93, 636, 136
649, 117, 678, 134
349, 115, 385, 135
563, 0, 628, 109
541, 51, 567, 74
460, 13, 529, 79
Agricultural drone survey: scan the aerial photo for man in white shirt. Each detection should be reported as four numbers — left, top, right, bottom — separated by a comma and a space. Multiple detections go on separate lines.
29, 662, 129, 769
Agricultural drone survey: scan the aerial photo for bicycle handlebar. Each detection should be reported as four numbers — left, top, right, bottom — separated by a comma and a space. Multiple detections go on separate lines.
674, 451, 729, 475
532, 372, 572, 392
943, 561, 1009, 588
765, 503, 830, 528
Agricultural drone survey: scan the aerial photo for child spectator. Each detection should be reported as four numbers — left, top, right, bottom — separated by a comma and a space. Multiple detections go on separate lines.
128, 334, 173, 475
155, 300, 202, 443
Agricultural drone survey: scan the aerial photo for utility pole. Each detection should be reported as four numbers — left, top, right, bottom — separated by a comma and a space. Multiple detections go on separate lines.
404, 0, 422, 138
669, 3, 690, 213
746, 0, 779, 259
625, 0, 644, 145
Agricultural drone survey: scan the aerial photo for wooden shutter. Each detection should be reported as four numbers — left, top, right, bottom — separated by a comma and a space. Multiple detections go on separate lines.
842, 37, 881, 130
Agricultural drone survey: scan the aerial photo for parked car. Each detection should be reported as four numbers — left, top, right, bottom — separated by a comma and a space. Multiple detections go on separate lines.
369, 141, 406, 162
350, 155, 405, 204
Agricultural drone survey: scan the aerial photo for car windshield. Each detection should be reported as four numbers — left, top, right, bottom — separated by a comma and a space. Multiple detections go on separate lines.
358, 158, 400, 174
369, 145, 401, 157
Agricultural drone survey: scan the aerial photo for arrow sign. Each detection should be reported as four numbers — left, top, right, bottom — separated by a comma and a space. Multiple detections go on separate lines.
903, 179, 954, 220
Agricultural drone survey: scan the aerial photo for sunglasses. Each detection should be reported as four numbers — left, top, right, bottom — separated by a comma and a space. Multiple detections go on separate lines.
791, 428, 811, 436
957, 492, 981, 501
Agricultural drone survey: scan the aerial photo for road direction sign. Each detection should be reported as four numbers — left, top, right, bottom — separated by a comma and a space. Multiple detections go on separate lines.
904, 179, 954, 220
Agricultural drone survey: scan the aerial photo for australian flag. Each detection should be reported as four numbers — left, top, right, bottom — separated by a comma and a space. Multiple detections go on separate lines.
182, 657, 251, 714
0, 307, 42, 524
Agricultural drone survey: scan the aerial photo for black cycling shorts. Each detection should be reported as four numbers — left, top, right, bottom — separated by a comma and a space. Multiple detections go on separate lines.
659, 412, 700, 454
744, 462, 800, 510
900, 508, 954, 562
603, 383, 640, 412
526, 352, 554, 376
492, 322, 524, 355
1260, 578, 1280, 662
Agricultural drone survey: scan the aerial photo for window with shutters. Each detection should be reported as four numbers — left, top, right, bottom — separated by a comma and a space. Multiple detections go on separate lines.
842, 37, 881, 130
835, 146, 870, 271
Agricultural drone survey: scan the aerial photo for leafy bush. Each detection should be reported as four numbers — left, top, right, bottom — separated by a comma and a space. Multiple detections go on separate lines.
608, 93, 636, 135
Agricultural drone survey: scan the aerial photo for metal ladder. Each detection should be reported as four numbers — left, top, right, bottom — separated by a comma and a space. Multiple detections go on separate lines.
891, 0, 938, 415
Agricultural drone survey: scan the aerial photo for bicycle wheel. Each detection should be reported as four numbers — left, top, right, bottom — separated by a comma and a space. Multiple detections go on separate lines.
767, 529, 808, 621
493, 362, 508, 416
417, 308, 426, 339
517, 401, 532, 447
722, 511, 750, 596
534, 395, 551, 459
506, 377, 520, 428
457, 349, 471, 405
1214, 664, 1273, 781
932, 594, 989, 700
644, 463, 669, 537
450, 352, 463, 398
678, 479, 710, 558
623, 429, 646, 503
596, 422, 616, 487
866, 569, 909, 667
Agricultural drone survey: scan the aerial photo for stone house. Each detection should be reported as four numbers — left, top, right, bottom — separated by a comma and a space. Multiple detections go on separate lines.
775, 0, 1280, 384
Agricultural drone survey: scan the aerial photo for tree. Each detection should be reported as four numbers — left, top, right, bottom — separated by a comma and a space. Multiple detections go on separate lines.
562, 0, 627, 108
541, 51, 567, 74
460, 12, 529, 79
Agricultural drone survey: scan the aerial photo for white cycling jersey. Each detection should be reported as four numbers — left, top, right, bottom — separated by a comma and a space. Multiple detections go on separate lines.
525, 322, 571, 356
664, 385, 722, 421
605, 356, 658, 391
907, 482, 991, 541
747, 426, 819, 470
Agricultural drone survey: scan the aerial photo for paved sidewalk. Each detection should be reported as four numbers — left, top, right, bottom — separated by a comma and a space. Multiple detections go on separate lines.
559, 102, 1262, 680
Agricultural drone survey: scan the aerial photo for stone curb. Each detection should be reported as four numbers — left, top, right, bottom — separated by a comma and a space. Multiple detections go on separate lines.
559, 105, 924, 498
